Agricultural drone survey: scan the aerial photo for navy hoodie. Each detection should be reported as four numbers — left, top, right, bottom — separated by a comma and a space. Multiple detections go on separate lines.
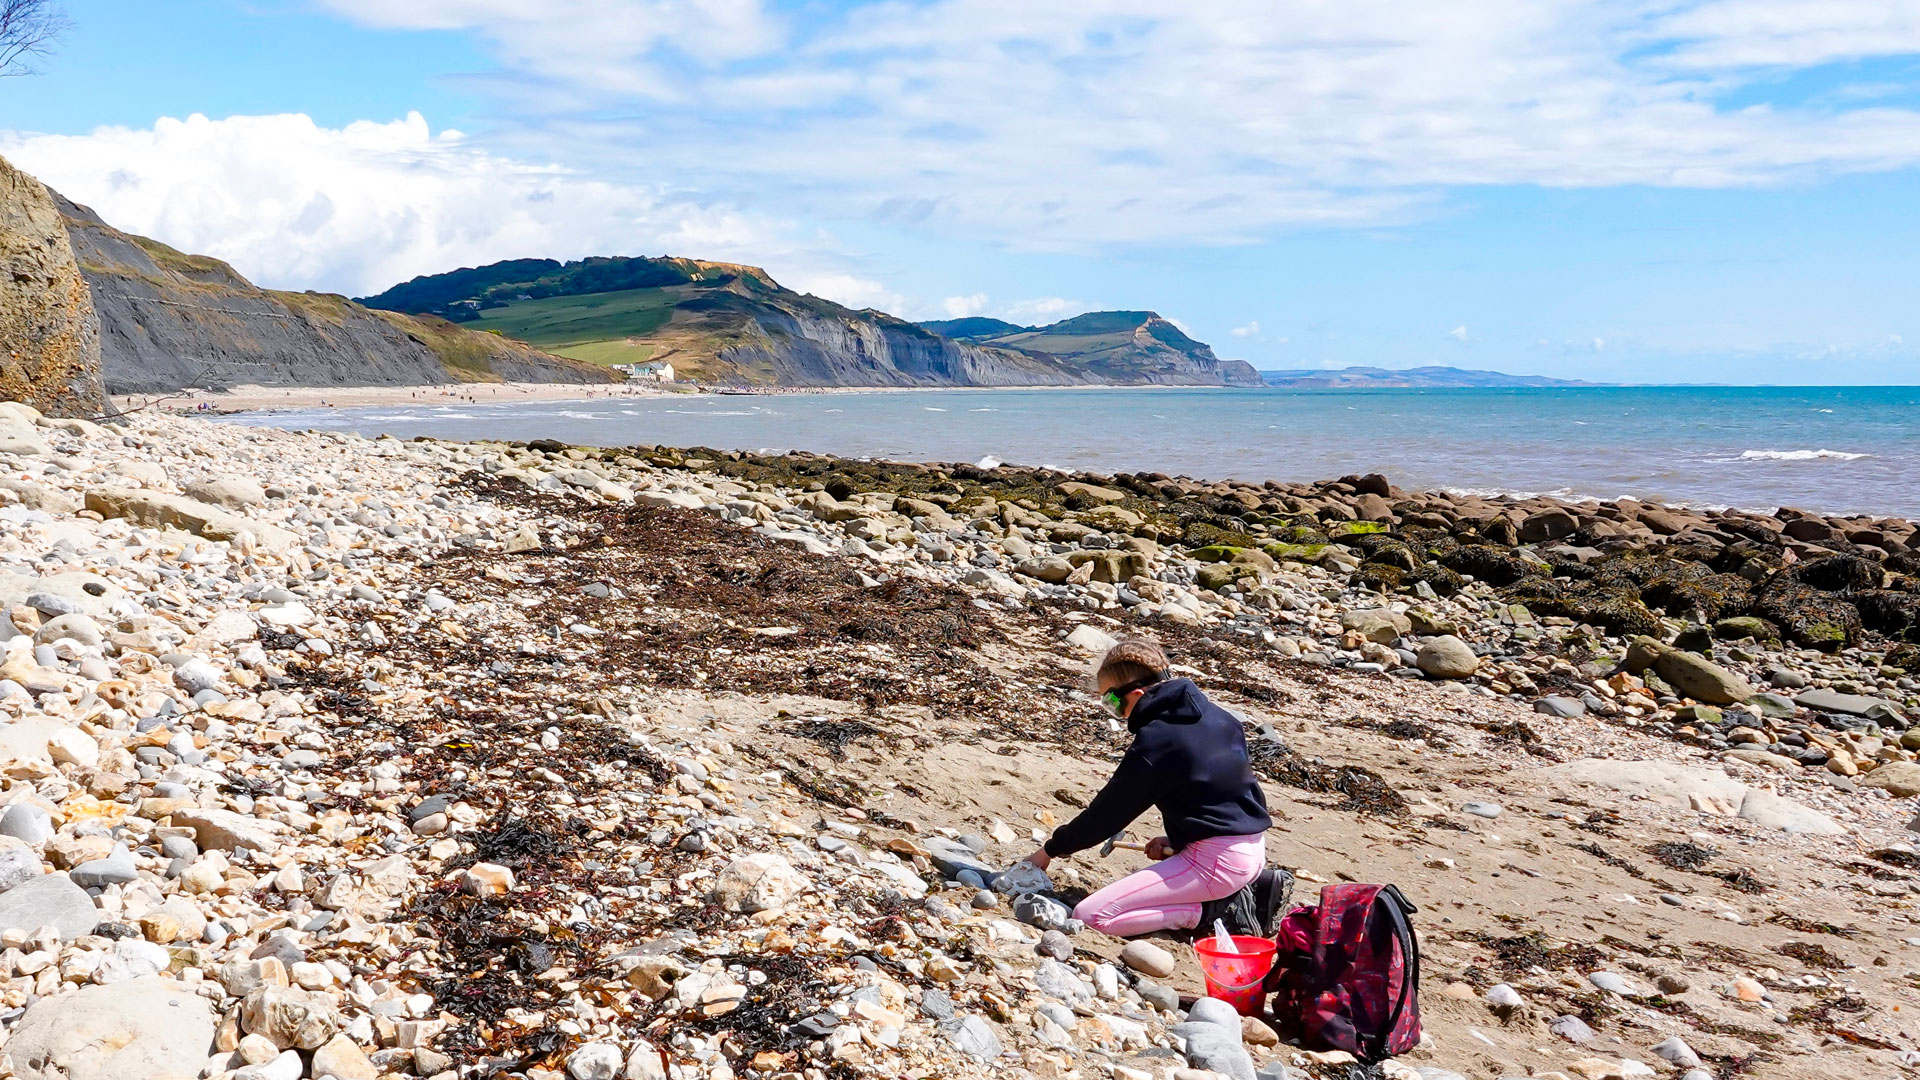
1044, 678, 1273, 858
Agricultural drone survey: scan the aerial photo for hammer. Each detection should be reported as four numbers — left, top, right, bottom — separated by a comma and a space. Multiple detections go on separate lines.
1098, 833, 1148, 858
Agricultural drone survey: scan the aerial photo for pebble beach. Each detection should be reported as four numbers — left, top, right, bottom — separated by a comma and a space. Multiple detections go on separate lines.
0, 401, 1918, 1080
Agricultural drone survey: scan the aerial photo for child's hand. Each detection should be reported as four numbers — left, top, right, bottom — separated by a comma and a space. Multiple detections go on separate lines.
1025, 848, 1052, 871
1145, 836, 1175, 860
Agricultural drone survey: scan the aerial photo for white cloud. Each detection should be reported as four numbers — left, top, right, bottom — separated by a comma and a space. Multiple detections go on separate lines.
789, 273, 907, 313
0, 112, 775, 296
1448, 325, 1470, 342
1593, 336, 1606, 352
311, 1, 1920, 251
942, 293, 989, 317
1002, 297, 1077, 321
1649, 1, 1920, 70
1231, 321, 1260, 338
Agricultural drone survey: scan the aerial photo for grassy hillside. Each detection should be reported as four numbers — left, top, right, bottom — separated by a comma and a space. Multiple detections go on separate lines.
466, 287, 680, 350
917, 316, 1029, 340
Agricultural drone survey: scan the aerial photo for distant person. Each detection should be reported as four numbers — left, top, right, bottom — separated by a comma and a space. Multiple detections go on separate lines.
1025, 639, 1290, 939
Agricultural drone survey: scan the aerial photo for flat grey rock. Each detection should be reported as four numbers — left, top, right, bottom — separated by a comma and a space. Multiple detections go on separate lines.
0, 872, 97, 939
1797, 688, 1895, 717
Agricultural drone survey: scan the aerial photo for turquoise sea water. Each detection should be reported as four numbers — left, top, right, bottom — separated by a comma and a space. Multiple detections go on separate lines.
221, 385, 1920, 519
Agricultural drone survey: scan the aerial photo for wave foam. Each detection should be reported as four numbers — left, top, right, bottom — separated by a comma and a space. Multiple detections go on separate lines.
1738, 449, 1869, 462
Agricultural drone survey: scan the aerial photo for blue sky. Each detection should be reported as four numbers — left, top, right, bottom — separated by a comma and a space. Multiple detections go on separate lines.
4, 0, 1920, 384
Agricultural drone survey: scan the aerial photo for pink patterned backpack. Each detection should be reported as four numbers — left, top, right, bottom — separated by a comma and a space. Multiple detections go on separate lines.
1266, 883, 1422, 1063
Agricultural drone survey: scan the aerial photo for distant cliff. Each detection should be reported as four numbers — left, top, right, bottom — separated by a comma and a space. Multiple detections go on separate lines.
362, 256, 1253, 388
920, 310, 1262, 387
55, 198, 613, 395
1261, 365, 1601, 389
0, 155, 104, 416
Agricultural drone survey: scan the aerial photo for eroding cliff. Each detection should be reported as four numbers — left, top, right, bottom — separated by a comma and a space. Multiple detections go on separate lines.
0, 155, 105, 416
55, 194, 613, 395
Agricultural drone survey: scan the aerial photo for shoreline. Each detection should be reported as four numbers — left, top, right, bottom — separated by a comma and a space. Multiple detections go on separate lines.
0, 405, 1914, 1077
118, 379, 1227, 416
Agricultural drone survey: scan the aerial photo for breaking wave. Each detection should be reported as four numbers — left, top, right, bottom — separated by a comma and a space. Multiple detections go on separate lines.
1737, 449, 1870, 462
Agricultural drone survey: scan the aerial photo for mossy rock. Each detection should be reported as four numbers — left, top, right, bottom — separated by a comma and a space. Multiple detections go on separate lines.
1263, 541, 1329, 565
1501, 576, 1567, 611
1855, 589, 1920, 641
1183, 522, 1257, 549
1752, 579, 1862, 652
1353, 563, 1407, 594
1405, 564, 1465, 597
1712, 615, 1778, 642
1578, 592, 1665, 638
1197, 563, 1260, 593
1331, 521, 1389, 537
1189, 545, 1277, 573
1794, 554, 1884, 592
1358, 539, 1419, 571
1275, 524, 1333, 546
1641, 570, 1752, 622
1439, 544, 1536, 587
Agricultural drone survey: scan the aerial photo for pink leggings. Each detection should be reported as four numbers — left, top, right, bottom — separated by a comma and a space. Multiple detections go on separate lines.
1073, 833, 1267, 937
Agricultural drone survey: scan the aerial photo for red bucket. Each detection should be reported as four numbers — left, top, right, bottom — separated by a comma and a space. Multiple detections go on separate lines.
1193, 934, 1277, 1016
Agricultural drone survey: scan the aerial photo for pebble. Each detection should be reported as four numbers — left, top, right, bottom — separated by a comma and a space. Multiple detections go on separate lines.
1551, 1014, 1596, 1043
1120, 939, 1178, 978
1462, 801, 1503, 819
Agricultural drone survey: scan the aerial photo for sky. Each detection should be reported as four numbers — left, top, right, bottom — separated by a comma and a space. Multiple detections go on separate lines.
2, 1, 1919, 384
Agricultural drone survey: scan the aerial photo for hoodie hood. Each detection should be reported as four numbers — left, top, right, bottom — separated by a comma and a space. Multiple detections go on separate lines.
1127, 677, 1203, 734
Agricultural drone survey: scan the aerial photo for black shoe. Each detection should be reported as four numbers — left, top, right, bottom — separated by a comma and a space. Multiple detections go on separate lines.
1197, 884, 1262, 939
1249, 867, 1295, 937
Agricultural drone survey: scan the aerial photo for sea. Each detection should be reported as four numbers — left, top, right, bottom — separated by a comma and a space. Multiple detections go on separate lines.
220, 385, 1920, 520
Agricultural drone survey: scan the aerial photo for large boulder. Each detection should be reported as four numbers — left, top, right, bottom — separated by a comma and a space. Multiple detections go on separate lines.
1621, 636, 1754, 704
1860, 762, 1920, 798
0, 154, 105, 417
83, 489, 299, 552
1415, 636, 1480, 679
5, 975, 213, 1080
1653, 648, 1756, 705
1340, 608, 1411, 644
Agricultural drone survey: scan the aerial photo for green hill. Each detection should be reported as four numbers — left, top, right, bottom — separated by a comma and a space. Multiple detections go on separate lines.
918, 316, 1029, 341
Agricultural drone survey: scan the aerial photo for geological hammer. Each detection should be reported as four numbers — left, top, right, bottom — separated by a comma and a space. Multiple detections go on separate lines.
1098, 833, 1147, 858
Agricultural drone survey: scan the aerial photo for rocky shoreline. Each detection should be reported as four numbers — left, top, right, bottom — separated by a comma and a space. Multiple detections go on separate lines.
0, 406, 1915, 1080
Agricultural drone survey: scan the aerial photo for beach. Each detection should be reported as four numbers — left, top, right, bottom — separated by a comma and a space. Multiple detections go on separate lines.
113, 380, 688, 415
0, 401, 1915, 1078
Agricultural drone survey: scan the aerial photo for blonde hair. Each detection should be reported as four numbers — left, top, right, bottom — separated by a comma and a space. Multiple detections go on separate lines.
1098, 638, 1170, 689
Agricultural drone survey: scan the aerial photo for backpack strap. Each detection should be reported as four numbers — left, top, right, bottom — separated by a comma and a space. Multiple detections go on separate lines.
1361, 885, 1420, 1064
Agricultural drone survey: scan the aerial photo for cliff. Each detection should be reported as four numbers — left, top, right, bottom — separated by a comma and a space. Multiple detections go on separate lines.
925, 310, 1265, 387
0, 155, 105, 416
361, 256, 1249, 387
54, 196, 614, 395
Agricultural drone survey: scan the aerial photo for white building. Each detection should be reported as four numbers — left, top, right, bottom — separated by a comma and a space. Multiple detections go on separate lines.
614, 361, 674, 382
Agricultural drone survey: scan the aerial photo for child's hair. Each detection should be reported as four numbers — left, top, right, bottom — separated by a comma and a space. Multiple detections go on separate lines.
1098, 638, 1170, 688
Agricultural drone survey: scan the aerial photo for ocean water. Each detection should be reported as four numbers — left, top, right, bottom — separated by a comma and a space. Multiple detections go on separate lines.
220, 385, 1920, 519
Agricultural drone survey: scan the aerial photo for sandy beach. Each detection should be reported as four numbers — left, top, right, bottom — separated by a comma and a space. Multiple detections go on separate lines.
1, 401, 1916, 1079
110, 380, 691, 415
